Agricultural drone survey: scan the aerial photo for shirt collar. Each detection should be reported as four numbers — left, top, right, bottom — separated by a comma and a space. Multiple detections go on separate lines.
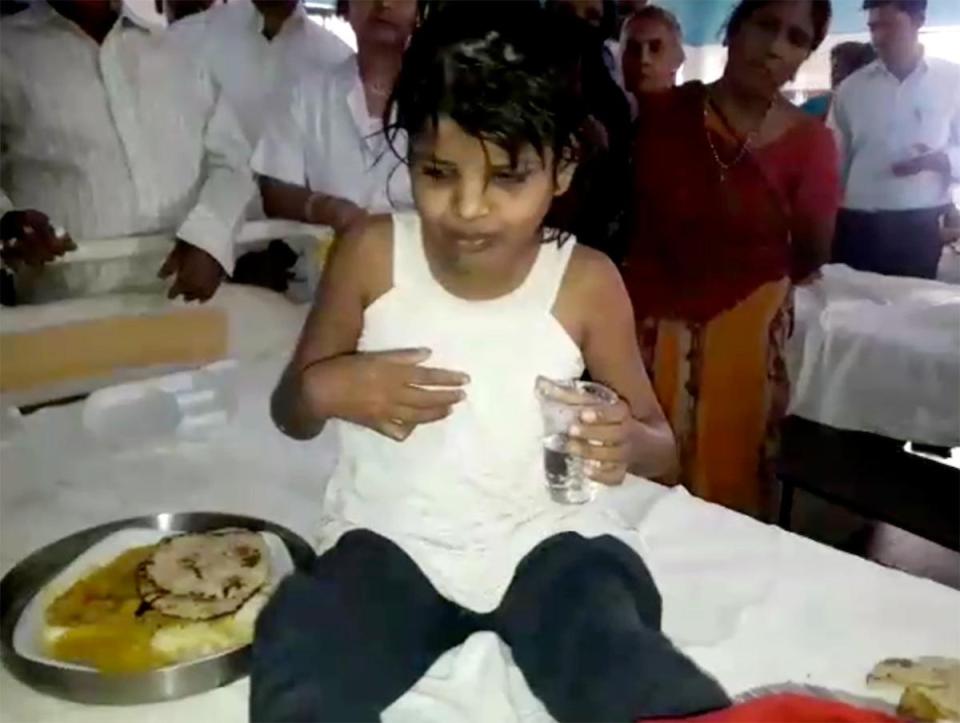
871, 48, 929, 80
244, 0, 306, 40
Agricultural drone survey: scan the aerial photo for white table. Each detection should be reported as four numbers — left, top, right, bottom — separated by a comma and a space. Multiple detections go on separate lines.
2, 358, 958, 722
788, 264, 960, 447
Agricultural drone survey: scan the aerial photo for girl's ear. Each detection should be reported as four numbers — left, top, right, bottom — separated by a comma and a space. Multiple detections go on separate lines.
554, 158, 578, 197
554, 131, 586, 198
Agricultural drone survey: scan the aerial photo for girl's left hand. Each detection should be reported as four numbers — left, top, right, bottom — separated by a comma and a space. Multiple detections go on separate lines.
566, 400, 633, 486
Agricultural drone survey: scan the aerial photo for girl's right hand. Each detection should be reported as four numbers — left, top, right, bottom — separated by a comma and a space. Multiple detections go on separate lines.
299, 348, 469, 441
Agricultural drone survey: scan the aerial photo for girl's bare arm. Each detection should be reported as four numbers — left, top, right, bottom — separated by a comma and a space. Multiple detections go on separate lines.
559, 247, 678, 480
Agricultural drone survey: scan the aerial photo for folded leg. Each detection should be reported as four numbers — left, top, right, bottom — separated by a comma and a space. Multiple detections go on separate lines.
251, 529, 479, 722
494, 532, 730, 722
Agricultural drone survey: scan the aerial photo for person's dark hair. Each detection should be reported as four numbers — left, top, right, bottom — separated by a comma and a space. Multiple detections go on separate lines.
386, 4, 592, 175
723, 0, 832, 50
543, 0, 618, 40
831, 41, 876, 71
385, 3, 601, 243
600, 0, 618, 41
862, 0, 926, 20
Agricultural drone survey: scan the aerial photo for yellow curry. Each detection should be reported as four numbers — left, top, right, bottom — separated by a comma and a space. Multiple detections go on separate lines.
45, 544, 180, 674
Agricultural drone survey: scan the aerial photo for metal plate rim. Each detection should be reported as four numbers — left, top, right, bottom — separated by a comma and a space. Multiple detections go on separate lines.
0, 511, 315, 706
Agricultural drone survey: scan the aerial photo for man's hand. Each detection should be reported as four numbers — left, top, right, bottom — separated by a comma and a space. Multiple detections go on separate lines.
158, 240, 225, 302
940, 206, 960, 246
891, 151, 950, 178
0, 210, 75, 268
330, 200, 369, 238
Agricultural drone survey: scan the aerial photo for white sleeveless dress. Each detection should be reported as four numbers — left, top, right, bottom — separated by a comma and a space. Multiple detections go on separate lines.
318, 212, 646, 612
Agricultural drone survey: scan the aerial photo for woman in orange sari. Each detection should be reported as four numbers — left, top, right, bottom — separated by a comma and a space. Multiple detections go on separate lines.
625, 0, 840, 517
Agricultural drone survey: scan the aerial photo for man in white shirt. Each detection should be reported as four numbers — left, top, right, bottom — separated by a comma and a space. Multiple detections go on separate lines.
828, 0, 960, 279
167, 0, 352, 151
252, 0, 416, 237
0, 0, 254, 303
166, 0, 353, 293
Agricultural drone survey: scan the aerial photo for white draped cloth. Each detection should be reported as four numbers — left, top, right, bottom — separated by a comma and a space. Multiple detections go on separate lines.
788, 264, 960, 446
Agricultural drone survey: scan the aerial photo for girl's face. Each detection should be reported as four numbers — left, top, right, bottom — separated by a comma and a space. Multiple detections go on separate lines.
726, 0, 816, 98
412, 118, 574, 275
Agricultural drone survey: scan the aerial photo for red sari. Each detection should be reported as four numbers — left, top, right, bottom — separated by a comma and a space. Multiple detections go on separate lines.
625, 82, 839, 516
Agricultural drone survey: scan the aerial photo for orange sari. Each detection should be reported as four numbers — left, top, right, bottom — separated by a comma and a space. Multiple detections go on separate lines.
638, 280, 791, 516
626, 83, 839, 517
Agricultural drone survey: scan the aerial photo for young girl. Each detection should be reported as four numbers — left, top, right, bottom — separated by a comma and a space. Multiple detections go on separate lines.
253, 5, 727, 721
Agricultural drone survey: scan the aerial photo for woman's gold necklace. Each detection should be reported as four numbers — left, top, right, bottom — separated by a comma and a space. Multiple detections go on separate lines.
704, 94, 774, 182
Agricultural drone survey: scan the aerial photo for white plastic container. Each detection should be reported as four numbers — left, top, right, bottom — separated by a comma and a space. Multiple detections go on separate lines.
82, 360, 239, 448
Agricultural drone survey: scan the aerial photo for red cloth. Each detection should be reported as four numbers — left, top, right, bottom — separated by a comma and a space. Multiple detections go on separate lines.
642, 693, 903, 723
624, 82, 840, 323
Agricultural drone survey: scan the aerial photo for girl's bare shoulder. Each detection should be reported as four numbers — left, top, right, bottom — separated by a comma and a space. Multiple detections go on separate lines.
564, 243, 625, 298
554, 243, 630, 336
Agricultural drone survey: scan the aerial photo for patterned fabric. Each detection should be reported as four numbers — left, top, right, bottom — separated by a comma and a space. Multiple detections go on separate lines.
640, 279, 792, 517
627, 82, 839, 516
645, 692, 900, 723
0, 2, 254, 271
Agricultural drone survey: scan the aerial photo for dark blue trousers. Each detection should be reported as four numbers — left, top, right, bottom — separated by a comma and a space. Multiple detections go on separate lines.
833, 206, 948, 279
251, 530, 729, 723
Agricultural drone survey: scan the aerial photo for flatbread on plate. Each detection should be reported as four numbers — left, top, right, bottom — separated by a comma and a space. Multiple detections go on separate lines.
137, 529, 270, 621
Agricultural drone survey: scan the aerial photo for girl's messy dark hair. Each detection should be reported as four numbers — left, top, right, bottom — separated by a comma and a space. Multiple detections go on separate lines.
384, 2, 593, 193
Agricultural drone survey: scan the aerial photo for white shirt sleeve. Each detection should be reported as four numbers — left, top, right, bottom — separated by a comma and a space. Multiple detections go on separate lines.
826, 87, 850, 185
251, 79, 310, 188
176, 75, 255, 274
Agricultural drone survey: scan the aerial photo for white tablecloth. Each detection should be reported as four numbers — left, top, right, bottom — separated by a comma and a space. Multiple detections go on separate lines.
2, 358, 958, 723
788, 264, 960, 446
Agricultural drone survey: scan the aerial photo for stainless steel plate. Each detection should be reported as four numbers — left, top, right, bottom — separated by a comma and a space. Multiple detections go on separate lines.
0, 512, 315, 705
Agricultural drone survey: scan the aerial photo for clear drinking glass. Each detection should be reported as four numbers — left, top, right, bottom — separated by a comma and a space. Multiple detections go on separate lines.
535, 376, 619, 504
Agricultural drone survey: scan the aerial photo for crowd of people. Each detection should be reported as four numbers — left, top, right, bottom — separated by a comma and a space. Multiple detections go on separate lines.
1, 0, 957, 510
